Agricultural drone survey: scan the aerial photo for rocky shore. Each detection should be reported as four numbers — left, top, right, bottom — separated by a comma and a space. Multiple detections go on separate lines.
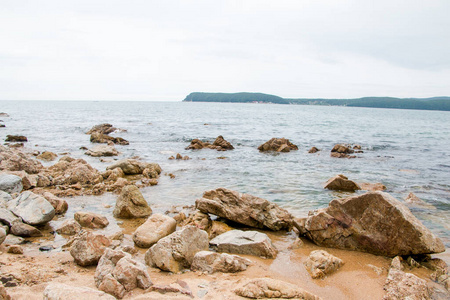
0, 124, 449, 299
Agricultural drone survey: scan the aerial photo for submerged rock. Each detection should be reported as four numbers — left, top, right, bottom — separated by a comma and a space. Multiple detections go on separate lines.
308, 147, 320, 153
107, 159, 161, 176
300, 191, 445, 256
196, 188, 292, 231
85, 145, 119, 157
8, 191, 55, 225
114, 185, 152, 219
304, 250, 344, 279
324, 174, 360, 192
90, 132, 129, 145
0, 174, 23, 193
133, 213, 176, 248
191, 250, 252, 273
258, 138, 298, 152
235, 278, 321, 299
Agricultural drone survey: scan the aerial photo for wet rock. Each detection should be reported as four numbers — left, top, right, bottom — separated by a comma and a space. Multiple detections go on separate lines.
331, 144, 354, 154
0, 228, 6, 245
300, 191, 445, 256
56, 219, 82, 235
308, 147, 320, 153
234, 278, 321, 299
114, 185, 152, 219
0, 174, 23, 193
37, 151, 58, 161
191, 250, 252, 273
41, 192, 68, 215
405, 192, 436, 209
145, 225, 209, 273
85, 144, 119, 157
87, 123, 117, 135
133, 213, 176, 248
212, 135, 234, 150
5, 135, 27, 142
74, 211, 109, 229
196, 188, 292, 231
359, 182, 386, 192
7, 244, 24, 254
107, 159, 161, 175
10, 220, 43, 237
90, 132, 129, 145
70, 231, 111, 266
43, 283, 116, 300
210, 230, 278, 259
257, 138, 298, 152
324, 174, 361, 192
186, 136, 234, 151
7, 191, 55, 225
0, 208, 20, 227
304, 250, 344, 279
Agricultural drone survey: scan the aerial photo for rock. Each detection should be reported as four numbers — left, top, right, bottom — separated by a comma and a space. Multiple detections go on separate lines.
208, 220, 232, 239
90, 132, 129, 145
43, 283, 116, 300
98, 274, 126, 299
331, 144, 354, 154
148, 280, 194, 298
300, 191, 445, 256
234, 278, 321, 299
359, 182, 386, 191
7, 191, 55, 225
114, 185, 152, 219
133, 213, 176, 248
405, 192, 436, 209
0, 174, 23, 193
304, 250, 344, 279
0, 208, 20, 227
0, 282, 11, 300
5, 135, 27, 142
0, 148, 43, 174
49, 157, 102, 186
112, 256, 153, 292
186, 136, 234, 151
0, 191, 12, 206
85, 144, 119, 157
308, 147, 320, 153
56, 219, 82, 235
10, 220, 43, 237
324, 174, 361, 192
74, 211, 109, 229
210, 230, 278, 259
41, 192, 68, 214
258, 138, 298, 152
0, 228, 6, 245
145, 225, 209, 273
7, 245, 24, 254
3, 234, 24, 245
181, 211, 212, 231
106, 159, 161, 175
196, 188, 292, 231
212, 135, 234, 150
70, 231, 111, 266
87, 123, 117, 135
288, 237, 304, 250
37, 151, 58, 161
191, 250, 252, 273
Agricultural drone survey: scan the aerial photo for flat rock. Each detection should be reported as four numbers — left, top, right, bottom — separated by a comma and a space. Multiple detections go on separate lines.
56, 219, 82, 235
0, 174, 23, 193
300, 191, 445, 256
234, 278, 321, 299
359, 182, 386, 192
324, 174, 360, 192
43, 283, 116, 300
145, 225, 209, 273
133, 213, 176, 248
75, 211, 109, 229
304, 250, 344, 279
70, 231, 111, 266
258, 138, 298, 152
85, 144, 119, 157
7, 191, 55, 225
191, 250, 252, 273
196, 188, 292, 231
3, 234, 24, 245
210, 230, 278, 259
114, 185, 152, 219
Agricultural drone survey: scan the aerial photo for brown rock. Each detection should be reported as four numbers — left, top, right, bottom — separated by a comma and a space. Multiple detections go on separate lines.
5, 135, 27, 142
258, 138, 298, 152
300, 191, 445, 256
324, 174, 361, 192
70, 231, 111, 266
308, 147, 320, 153
7, 244, 24, 254
43, 283, 116, 300
75, 211, 109, 229
42, 192, 68, 214
212, 135, 234, 150
49, 157, 102, 185
10, 220, 43, 237
234, 278, 321, 299
113, 185, 152, 219
186, 136, 234, 151
196, 188, 292, 231
90, 132, 129, 145
0, 282, 11, 300
37, 151, 58, 161
304, 250, 344, 279
106, 159, 160, 175
56, 219, 82, 235
405, 192, 436, 209
87, 123, 117, 135
331, 144, 354, 154
359, 182, 386, 191
191, 250, 252, 273
132, 214, 176, 248
85, 145, 119, 157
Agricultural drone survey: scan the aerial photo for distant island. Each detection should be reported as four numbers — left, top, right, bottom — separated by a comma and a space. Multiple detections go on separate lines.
183, 92, 450, 111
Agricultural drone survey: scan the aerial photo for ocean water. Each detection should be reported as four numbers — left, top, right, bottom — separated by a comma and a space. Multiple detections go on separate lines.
1, 100, 449, 246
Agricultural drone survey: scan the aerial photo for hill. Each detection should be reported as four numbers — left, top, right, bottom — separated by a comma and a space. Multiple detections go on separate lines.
183, 92, 288, 104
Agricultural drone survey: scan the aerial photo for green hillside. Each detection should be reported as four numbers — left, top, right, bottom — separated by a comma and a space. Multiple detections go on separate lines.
183, 92, 288, 104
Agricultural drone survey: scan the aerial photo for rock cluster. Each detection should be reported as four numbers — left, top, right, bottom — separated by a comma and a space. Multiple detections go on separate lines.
87, 123, 129, 145
186, 135, 234, 151
258, 138, 298, 152
330, 143, 362, 158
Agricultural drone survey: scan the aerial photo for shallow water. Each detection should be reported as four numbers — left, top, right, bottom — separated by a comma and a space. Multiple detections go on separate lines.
1, 100, 449, 246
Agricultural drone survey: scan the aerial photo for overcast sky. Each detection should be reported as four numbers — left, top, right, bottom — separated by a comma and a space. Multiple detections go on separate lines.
1, 0, 449, 101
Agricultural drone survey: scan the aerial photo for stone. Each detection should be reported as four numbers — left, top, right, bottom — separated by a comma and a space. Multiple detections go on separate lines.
7, 191, 55, 225
359, 182, 387, 192
37, 151, 58, 161
87, 123, 117, 135
90, 132, 129, 145
56, 219, 82, 235
10, 220, 43, 237
185, 136, 234, 151
112, 256, 153, 291
95, 248, 129, 286
49, 157, 102, 186
85, 144, 119, 157
324, 174, 360, 192
3, 234, 24, 245
308, 147, 320, 153
0, 149, 43, 174
257, 138, 298, 152
0, 228, 6, 245
107, 159, 161, 175
181, 211, 212, 231
0, 282, 11, 300
303, 250, 344, 279
212, 135, 234, 150
41, 192, 68, 214
0, 208, 20, 227
0, 191, 12, 207
43, 283, 116, 300
98, 274, 126, 299
7, 244, 24, 254
70, 231, 111, 266
74, 211, 109, 229
145, 225, 209, 273
5, 135, 27, 142
196, 188, 292, 231
0, 174, 23, 193
300, 191, 445, 256
405, 192, 436, 209
148, 281, 194, 298
331, 144, 354, 154
114, 185, 152, 219
208, 220, 232, 239
191, 250, 252, 273
210, 230, 278, 259
133, 213, 176, 248
234, 278, 321, 299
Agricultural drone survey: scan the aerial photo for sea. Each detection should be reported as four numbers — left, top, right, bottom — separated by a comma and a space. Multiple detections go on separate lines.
0, 100, 449, 247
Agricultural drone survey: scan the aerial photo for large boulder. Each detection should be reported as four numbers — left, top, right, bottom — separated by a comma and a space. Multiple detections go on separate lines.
74, 211, 109, 229
210, 230, 278, 259
145, 226, 209, 273
0, 174, 23, 193
303, 250, 344, 279
234, 278, 321, 299
7, 191, 55, 225
70, 231, 111, 266
114, 185, 152, 219
257, 138, 298, 152
191, 250, 252, 273
43, 283, 116, 300
107, 159, 161, 176
133, 213, 176, 248
299, 191, 445, 256
324, 174, 361, 192
196, 188, 292, 231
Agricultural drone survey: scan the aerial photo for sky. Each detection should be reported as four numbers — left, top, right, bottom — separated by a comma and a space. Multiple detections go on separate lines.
1, 0, 449, 101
